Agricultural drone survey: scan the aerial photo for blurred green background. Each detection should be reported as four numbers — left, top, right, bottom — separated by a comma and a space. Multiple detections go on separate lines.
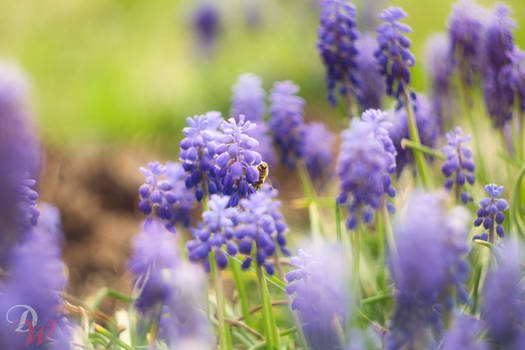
1, 0, 524, 149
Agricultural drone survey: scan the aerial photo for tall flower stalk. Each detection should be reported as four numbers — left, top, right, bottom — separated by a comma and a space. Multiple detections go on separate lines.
317, 0, 360, 114
375, 7, 430, 187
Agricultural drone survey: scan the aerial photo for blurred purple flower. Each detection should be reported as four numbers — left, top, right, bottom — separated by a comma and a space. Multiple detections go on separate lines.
230, 73, 277, 166
138, 161, 197, 232
192, 2, 220, 53
502, 47, 525, 113
130, 220, 213, 347
337, 110, 396, 229
187, 195, 239, 272
386, 94, 439, 175
485, 3, 515, 71
300, 122, 335, 181
269, 81, 305, 168
246, 122, 277, 167
0, 61, 41, 265
424, 33, 454, 130
473, 184, 508, 242
441, 127, 475, 204
162, 262, 213, 349
286, 243, 352, 350
128, 219, 180, 315
216, 116, 262, 206
440, 315, 488, 350
448, 0, 486, 88
483, 4, 516, 128
356, 33, 384, 110
375, 7, 415, 99
165, 162, 197, 226
387, 192, 470, 349
483, 67, 514, 128
0, 204, 71, 350
235, 185, 289, 274
362, 109, 397, 172
317, 0, 360, 107
179, 111, 224, 201
482, 243, 525, 350
231, 73, 266, 122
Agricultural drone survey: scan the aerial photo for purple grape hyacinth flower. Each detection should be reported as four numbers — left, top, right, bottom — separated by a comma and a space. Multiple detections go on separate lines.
138, 161, 197, 232
230, 73, 277, 166
473, 184, 509, 242
269, 81, 305, 168
441, 127, 475, 204
0, 204, 71, 350
483, 3, 516, 128
356, 33, 385, 110
246, 122, 277, 167
231, 73, 266, 122
0, 61, 41, 265
317, 0, 360, 107
187, 195, 239, 272
375, 7, 415, 99
286, 244, 352, 350
192, 2, 220, 54
425, 33, 454, 130
386, 93, 439, 175
17, 178, 40, 234
386, 192, 470, 350
482, 243, 525, 350
440, 315, 488, 350
128, 219, 180, 315
502, 47, 525, 114
448, 0, 486, 90
180, 111, 224, 201
300, 122, 335, 181
361, 109, 397, 173
216, 116, 262, 206
162, 262, 213, 349
485, 3, 515, 71
235, 185, 289, 274
337, 110, 396, 229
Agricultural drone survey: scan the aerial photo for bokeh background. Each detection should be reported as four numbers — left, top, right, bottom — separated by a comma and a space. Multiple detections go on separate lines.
1, 0, 523, 147
1, 0, 523, 297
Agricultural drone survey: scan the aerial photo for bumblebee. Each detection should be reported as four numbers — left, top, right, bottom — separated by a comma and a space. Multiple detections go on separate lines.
254, 161, 270, 190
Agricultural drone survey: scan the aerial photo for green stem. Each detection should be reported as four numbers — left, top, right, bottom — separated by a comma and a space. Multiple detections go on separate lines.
246, 328, 298, 350
94, 324, 133, 350
293, 196, 336, 209
212, 252, 230, 350
297, 162, 324, 239
517, 111, 525, 162
335, 202, 343, 243
511, 164, 525, 240
512, 117, 523, 162
401, 138, 446, 160
209, 314, 255, 347
229, 255, 287, 292
470, 246, 490, 315
230, 257, 253, 327
381, 201, 398, 262
149, 318, 158, 349
352, 225, 362, 301
255, 264, 280, 349
91, 288, 133, 311
361, 293, 393, 305
376, 209, 387, 293
402, 90, 431, 188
